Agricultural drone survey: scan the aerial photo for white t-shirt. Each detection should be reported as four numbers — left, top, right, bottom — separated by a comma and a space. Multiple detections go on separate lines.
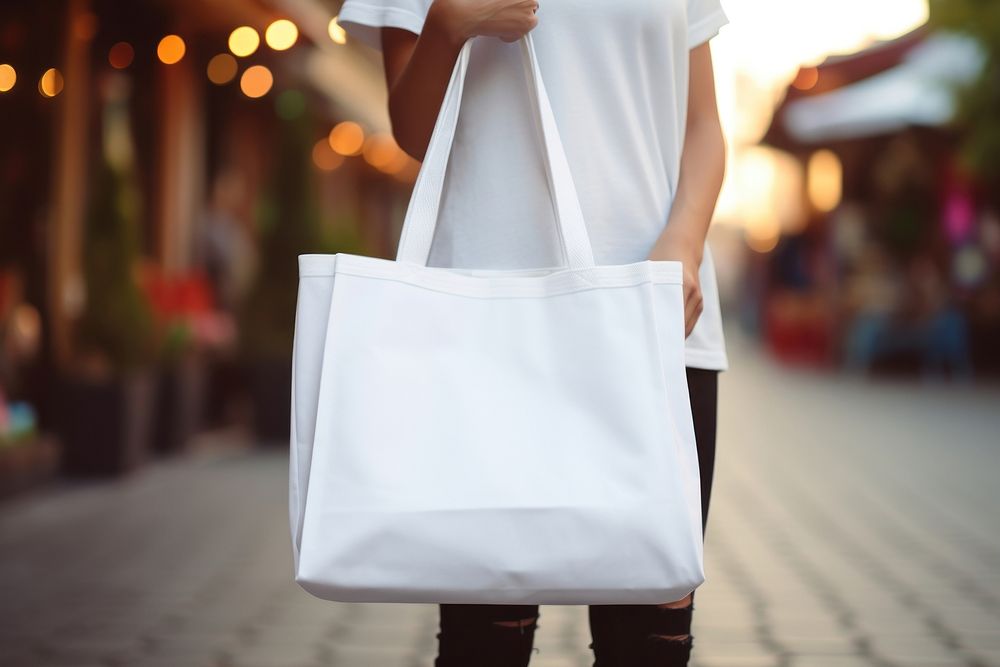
339, 0, 730, 370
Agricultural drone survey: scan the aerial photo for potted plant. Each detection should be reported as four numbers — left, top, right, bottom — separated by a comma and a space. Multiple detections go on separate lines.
55, 129, 158, 476
142, 268, 234, 454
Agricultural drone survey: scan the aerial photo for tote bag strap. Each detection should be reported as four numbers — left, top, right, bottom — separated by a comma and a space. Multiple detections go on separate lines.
395, 33, 596, 269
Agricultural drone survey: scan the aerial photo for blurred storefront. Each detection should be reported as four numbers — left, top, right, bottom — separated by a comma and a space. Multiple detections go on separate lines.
749, 23, 1000, 378
0, 0, 418, 486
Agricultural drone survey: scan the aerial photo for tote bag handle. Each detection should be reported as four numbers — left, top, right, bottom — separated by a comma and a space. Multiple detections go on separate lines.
395, 33, 597, 269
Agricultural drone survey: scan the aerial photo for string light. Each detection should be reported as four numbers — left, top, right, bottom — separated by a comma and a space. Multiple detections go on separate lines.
328, 121, 365, 156
0, 64, 15, 93
108, 42, 134, 69
240, 65, 273, 98
380, 147, 413, 175
157, 35, 186, 64
229, 26, 260, 57
313, 139, 345, 171
265, 19, 298, 51
39, 68, 64, 97
207, 53, 238, 84
328, 17, 347, 45
362, 133, 401, 170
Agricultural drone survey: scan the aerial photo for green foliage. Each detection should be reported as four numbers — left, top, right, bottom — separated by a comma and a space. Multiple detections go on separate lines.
929, 0, 1000, 191
239, 115, 365, 361
76, 154, 155, 371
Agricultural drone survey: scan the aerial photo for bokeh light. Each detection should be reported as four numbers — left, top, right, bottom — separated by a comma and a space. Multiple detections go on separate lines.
791, 66, 819, 91
381, 149, 413, 175
392, 158, 422, 183
0, 64, 15, 92
157, 35, 186, 64
240, 65, 273, 98
328, 17, 347, 45
807, 149, 843, 213
229, 26, 260, 57
206, 53, 238, 85
38, 68, 64, 97
745, 215, 781, 253
108, 42, 134, 69
328, 121, 365, 156
362, 133, 401, 170
312, 138, 345, 172
265, 19, 298, 51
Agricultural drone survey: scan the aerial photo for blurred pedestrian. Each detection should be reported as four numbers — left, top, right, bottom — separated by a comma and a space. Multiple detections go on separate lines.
336, 0, 730, 664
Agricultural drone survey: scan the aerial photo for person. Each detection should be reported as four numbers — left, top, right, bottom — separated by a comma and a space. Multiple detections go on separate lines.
336, 0, 730, 664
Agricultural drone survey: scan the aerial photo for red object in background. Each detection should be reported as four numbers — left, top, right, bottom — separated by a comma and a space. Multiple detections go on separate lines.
763, 290, 836, 368
0, 270, 16, 316
138, 267, 236, 351
140, 269, 216, 321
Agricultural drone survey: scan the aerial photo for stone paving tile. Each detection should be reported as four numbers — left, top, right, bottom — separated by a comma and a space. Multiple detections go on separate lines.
1, 342, 998, 666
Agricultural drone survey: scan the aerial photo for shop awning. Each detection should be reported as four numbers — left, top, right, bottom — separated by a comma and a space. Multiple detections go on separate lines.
780, 31, 985, 144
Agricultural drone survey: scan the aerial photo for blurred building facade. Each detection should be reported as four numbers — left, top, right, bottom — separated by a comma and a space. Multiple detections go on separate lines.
0, 0, 418, 487
749, 23, 1000, 378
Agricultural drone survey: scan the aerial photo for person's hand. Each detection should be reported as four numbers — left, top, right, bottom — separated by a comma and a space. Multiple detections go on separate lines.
648, 231, 704, 338
429, 0, 540, 44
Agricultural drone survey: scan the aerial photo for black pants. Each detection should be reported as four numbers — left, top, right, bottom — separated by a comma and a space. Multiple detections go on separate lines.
435, 367, 720, 667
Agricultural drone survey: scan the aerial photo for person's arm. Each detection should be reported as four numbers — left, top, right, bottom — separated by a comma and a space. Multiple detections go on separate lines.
648, 41, 727, 337
381, 0, 539, 161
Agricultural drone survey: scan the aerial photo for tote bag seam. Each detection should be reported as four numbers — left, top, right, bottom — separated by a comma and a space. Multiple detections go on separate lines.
331, 270, 672, 300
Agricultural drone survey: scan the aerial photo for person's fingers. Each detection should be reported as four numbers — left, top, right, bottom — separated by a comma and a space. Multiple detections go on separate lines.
684, 287, 703, 338
684, 284, 699, 319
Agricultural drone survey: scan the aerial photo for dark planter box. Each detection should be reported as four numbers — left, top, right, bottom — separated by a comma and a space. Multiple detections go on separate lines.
248, 359, 292, 445
152, 357, 207, 455
0, 435, 60, 499
54, 371, 156, 477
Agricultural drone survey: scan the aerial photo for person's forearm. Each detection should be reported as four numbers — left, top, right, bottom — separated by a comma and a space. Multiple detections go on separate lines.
386, 3, 469, 160
650, 116, 726, 264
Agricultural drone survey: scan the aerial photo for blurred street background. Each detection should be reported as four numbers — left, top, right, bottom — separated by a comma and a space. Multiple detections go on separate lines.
2, 0, 1000, 665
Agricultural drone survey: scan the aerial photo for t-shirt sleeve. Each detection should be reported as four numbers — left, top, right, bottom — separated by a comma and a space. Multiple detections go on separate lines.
687, 0, 729, 49
337, 0, 434, 51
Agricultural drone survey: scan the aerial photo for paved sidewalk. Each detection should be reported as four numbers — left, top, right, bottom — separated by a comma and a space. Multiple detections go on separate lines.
1, 341, 998, 667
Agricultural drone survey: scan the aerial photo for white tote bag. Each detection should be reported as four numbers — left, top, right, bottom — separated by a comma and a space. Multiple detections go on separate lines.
290, 34, 703, 605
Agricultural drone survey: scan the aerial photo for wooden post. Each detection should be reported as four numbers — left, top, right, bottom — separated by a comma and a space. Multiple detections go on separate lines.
48, 0, 94, 369
156, 55, 205, 274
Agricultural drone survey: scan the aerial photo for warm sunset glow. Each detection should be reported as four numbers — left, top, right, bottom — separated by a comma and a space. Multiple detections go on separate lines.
706, 0, 928, 232
229, 26, 260, 57
157, 35, 186, 64
108, 42, 134, 69
240, 65, 273, 98
0, 64, 15, 92
39, 68, 64, 97
328, 121, 365, 156
328, 17, 347, 45
207, 53, 238, 85
265, 19, 298, 51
